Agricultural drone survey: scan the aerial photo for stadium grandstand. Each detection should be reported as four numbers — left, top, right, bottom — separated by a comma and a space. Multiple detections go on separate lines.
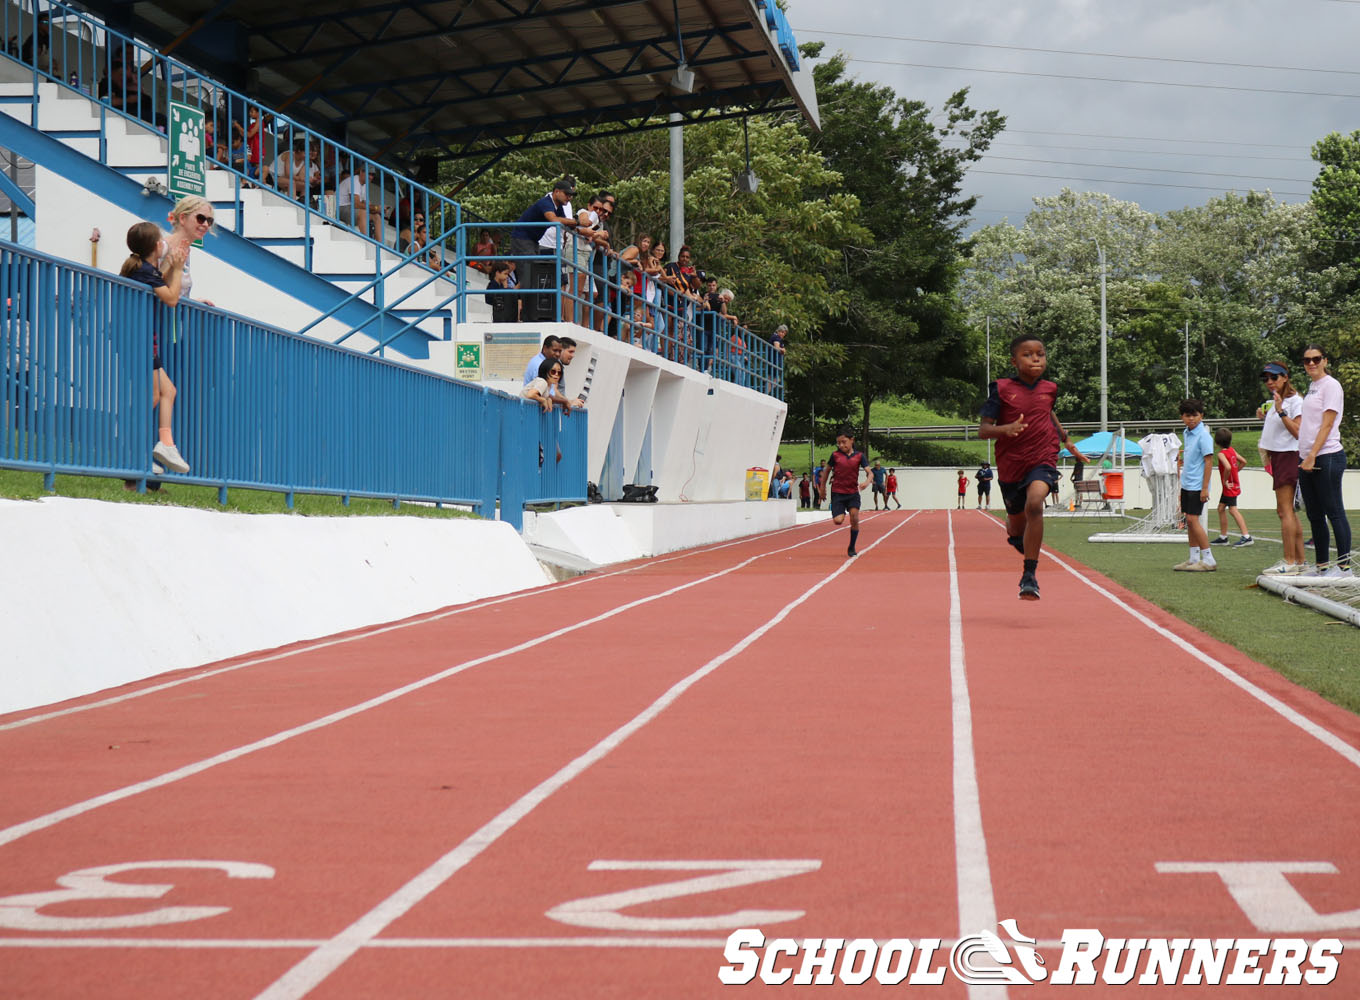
1, 0, 817, 522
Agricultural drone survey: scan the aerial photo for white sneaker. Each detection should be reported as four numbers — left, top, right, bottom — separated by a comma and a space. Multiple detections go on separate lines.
151, 441, 190, 474
151, 462, 164, 476
1262, 560, 1290, 574
1323, 566, 1355, 579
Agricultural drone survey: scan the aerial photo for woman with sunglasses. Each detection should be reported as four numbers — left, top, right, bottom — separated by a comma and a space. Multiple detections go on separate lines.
1256, 362, 1306, 574
160, 196, 217, 307
1297, 345, 1351, 578
520, 357, 569, 415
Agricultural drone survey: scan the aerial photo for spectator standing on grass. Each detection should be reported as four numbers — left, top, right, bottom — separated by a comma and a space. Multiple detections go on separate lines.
120, 222, 190, 483
1297, 345, 1352, 578
1257, 362, 1307, 574
1174, 399, 1217, 573
1209, 427, 1253, 548
976, 461, 993, 510
870, 461, 886, 509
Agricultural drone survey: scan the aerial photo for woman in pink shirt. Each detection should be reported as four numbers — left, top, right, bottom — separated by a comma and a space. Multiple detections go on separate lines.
1297, 344, 1350, 577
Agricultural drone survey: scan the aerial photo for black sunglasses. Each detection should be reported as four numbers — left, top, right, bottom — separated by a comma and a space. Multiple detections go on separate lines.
1303, 355, 1325, 364
1261, 373, 1283, 381
194, 213, 214, 226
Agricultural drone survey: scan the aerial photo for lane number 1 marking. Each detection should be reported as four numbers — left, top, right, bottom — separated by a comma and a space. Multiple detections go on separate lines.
546, 859, 821, 932
0, 860, 274, 932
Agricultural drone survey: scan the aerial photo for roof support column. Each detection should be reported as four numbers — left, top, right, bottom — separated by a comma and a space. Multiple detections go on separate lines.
668, 112, 683, 256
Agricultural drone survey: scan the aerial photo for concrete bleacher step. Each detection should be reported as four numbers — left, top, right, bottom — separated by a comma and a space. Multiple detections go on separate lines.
4, 73, 457, 361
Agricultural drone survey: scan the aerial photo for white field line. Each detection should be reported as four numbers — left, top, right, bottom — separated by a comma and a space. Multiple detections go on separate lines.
0, 517, 878, 850
0, 516, 840, 733
947, 511, 1007, 1000
973, 513, 1360, 771
251, 514, 923, 1000
1, 935, 1356, 951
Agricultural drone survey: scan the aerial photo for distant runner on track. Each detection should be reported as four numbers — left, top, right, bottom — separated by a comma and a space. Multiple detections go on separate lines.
819, 427, 871, 557
979, 334, 1090, 600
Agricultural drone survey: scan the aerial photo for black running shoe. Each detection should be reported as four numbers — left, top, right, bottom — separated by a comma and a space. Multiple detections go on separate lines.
1008, 535, 1024, 555
847, 545, 858, 557
1018, 572, 1040, 601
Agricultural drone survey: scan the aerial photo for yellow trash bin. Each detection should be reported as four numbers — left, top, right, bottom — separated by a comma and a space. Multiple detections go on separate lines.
745, 467, 770, 501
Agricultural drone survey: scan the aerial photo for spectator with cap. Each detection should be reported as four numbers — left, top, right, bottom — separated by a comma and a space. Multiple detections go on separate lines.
510, 178, 578, 319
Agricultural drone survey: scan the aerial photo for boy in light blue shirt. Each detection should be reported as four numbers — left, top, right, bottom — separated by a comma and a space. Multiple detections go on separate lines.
1176, 399, 1217, 572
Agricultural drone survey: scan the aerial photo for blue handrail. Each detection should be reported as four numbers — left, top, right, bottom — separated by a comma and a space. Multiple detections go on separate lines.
0, 239, 585, 528
1, 0, 461, 323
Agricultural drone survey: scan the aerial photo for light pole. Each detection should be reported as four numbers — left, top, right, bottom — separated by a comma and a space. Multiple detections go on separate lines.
1095, 242, 1108, 432
1184, 319, 1190, 397
985, 315, 992, 465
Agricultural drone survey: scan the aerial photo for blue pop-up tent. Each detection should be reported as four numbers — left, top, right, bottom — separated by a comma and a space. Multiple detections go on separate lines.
1060, 430, 1143, 459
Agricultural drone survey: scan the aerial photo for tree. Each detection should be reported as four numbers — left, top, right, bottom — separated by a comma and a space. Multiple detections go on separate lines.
446, 117, 863, 350
798, 50, 1004, 442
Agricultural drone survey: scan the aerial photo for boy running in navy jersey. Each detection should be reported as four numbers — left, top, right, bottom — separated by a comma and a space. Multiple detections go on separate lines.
819, 428, 871, 557
979, 335, 1090, 600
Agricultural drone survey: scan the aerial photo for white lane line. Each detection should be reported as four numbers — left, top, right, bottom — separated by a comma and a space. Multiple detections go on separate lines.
252, 513, 923, 1000
1045, 549, 1360, 771
946, 511, 1008, 1000
0, 520, 831, 734
972, 514, 1360, 771
0, 520, 861, 850
4, 934, 1357, 951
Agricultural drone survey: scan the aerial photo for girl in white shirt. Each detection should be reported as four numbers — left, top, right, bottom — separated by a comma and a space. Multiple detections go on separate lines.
1256, 362, 1306, 573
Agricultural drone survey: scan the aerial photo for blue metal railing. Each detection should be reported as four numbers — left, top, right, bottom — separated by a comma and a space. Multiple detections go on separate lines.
1, 0, 461, 338
1, 0, 784, 399
1, 240, 585, 527
461, 222, 784, 400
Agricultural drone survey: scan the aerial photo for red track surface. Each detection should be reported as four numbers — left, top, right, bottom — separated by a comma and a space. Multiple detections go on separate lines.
2, 510, 1358, 998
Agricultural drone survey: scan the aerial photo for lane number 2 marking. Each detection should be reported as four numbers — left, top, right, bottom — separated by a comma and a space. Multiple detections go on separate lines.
0, 860, 275, 932
546, 859, 821, 932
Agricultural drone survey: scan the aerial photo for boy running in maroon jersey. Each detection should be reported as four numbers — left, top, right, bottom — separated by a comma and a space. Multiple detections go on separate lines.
979, 335, 1091, 600
818, 428, 871, 557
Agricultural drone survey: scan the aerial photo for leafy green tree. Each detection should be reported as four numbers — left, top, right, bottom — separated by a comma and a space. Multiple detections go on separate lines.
800, 51, 1004, 442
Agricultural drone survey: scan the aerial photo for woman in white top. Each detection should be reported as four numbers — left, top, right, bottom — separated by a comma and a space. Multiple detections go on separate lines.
1256, 362, 1306, 573
159, 195, 216, 306
1297, 344, 1350, 576
521, 357, 566, 413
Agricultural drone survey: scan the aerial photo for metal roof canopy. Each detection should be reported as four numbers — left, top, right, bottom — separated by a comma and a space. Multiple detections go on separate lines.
78, 0, 819, 166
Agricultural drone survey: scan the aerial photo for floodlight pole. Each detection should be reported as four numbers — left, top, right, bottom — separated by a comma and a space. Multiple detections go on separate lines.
669, 113, 684, 255
1184, 319, 1190, 396
1096, 242, 1108, 432
985, 315, 992, 465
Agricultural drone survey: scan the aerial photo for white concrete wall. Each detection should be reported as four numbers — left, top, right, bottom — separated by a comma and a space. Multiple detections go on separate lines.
781, 465, 1359, 512
462, 322, 788, 503
0, 497, 549, 716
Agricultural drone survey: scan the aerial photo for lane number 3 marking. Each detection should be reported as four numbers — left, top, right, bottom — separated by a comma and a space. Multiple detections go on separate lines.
546, 859, 821, 932
0, 860, 274, 932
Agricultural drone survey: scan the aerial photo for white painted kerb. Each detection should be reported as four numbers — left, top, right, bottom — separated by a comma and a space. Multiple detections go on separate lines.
0, 497, 550, 716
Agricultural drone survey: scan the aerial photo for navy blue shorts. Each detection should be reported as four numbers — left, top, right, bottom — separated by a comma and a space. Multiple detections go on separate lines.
829, 491, 861, 518
998, 465, 1060, 515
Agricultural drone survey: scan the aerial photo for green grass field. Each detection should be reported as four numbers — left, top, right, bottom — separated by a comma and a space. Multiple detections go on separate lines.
0, 468, 476, 519
1029, 513, 1360, 716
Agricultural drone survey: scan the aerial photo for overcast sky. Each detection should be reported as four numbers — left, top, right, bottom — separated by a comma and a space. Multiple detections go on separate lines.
785, 0, 1357, 230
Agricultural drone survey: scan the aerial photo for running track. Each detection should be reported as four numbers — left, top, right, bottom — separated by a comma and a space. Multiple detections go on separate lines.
2, 510, 1359, 998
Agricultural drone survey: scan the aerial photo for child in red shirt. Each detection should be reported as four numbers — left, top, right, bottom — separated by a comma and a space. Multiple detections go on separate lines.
956, 470, 968, 509
1210, 426, 1253, 547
